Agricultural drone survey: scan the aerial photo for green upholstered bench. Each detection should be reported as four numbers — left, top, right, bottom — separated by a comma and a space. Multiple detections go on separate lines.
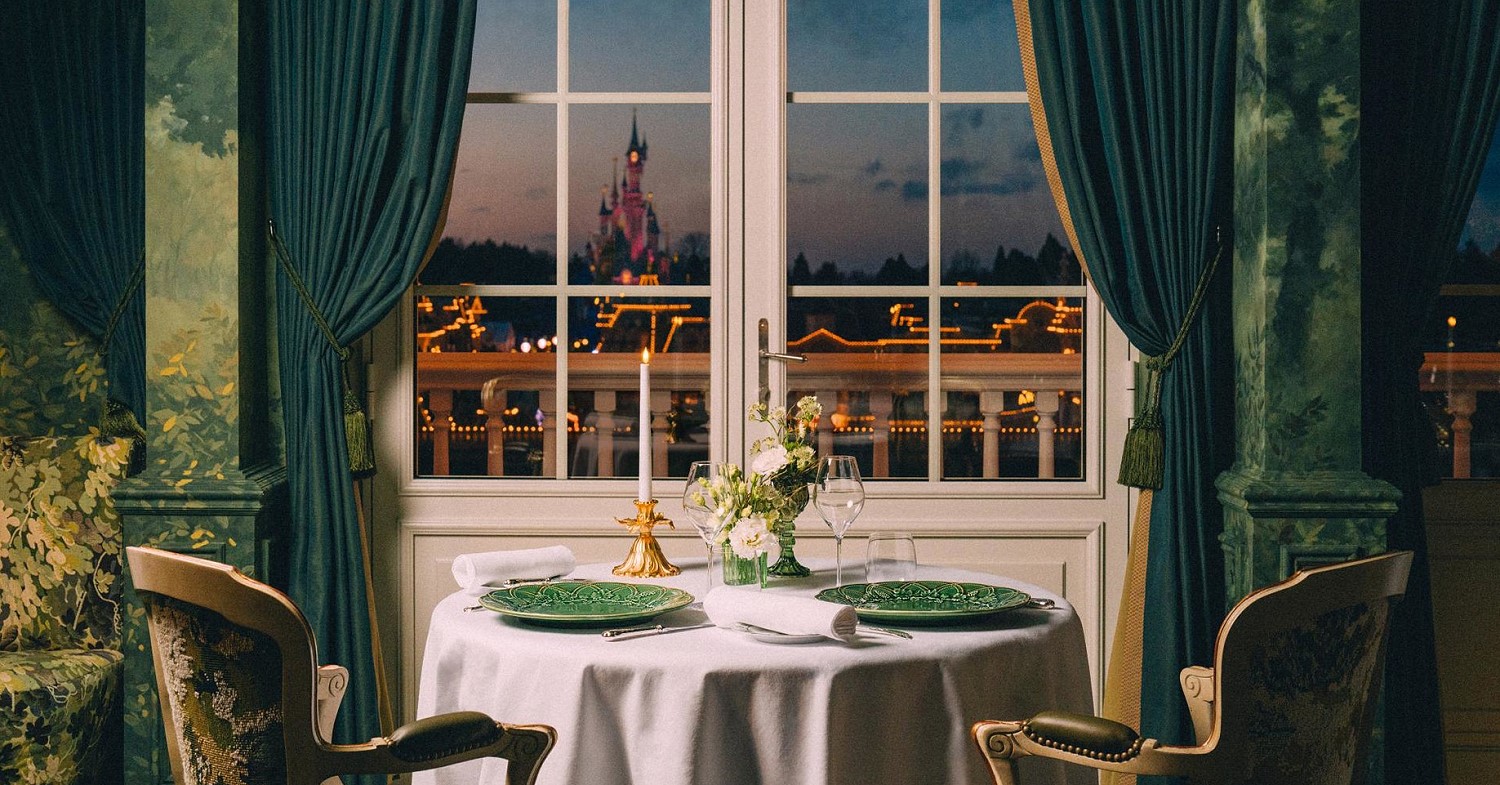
0, 435, 131, 785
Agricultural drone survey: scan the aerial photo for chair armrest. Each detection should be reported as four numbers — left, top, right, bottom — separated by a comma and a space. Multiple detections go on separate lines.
315, 715, 556, 785
1179, 665, 1215, 745
972, 711, 1203, 785
315, 665, 349, 741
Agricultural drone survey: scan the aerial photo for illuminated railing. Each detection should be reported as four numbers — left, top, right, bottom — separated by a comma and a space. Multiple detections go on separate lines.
1421, 351, 1500, 479
415, 351, 1084, 479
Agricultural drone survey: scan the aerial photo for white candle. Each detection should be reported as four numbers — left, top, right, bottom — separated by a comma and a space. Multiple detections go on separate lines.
638, 348, 652, 501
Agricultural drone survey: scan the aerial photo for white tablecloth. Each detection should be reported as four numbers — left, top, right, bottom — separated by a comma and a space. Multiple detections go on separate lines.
414, 558, 1094, 785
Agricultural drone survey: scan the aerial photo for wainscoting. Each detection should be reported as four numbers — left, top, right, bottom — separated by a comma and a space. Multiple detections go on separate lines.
1426, 482, 1500, 781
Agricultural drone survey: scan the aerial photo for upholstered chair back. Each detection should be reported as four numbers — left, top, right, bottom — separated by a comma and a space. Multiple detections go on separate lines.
1212, 553, 1408, 785
0, 434, 131, 651
134, 592, 289, 785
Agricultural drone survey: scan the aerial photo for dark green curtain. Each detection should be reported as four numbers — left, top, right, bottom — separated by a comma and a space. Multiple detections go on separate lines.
266, 0, 476, 762
1362, 3, 1500, 783
1023, 0, 1236, 773
0, 1, 146, 438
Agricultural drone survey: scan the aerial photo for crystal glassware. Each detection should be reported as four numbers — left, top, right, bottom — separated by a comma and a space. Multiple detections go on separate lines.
682, 461, 723, 599
812, 455, 865, 586
865, 531, 917, 582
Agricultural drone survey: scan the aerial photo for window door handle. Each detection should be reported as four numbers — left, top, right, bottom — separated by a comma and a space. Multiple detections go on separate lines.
758, 318, 806, 407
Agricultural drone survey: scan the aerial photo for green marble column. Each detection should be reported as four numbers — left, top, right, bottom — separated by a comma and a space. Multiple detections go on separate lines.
114, 2, 284, 783
1217, 0, 1398, 603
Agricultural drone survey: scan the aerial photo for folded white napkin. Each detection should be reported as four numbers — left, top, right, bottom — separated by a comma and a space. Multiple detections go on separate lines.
703, 586, 858, 641
451, 546, 576, 590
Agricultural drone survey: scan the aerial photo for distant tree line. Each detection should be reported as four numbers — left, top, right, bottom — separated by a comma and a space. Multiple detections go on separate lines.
789, 233, 1081, 287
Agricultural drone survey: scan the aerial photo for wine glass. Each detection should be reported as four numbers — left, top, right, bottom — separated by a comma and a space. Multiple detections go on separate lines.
682, 461, 723, 599
812, 456, 865, 586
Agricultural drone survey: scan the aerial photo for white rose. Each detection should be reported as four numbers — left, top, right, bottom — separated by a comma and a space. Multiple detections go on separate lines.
729, 516, 772, 559
750, 444, 789, 476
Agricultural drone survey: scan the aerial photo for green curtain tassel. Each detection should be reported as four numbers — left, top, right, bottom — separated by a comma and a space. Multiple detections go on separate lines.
1118, 357, 1167, 489
343, 384, 376, 478
271, 220, 378, 479
1115, 235, 1224, 490
102, 397, 148, 476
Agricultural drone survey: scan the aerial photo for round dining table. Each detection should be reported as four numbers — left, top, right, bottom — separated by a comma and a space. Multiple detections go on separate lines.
413, 557, 1094, 785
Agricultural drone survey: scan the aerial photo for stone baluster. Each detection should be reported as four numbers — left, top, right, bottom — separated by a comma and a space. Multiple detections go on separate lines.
1450, 389, 1477, 479
428, 388, 453, 476
651, 389, 672, 478
539, 389, 556, 478
1034, 391, 1059, 479
869, 391, 894, 479
817, 389, 838, 458
980, 391, 1007, 479
481, 381, 507, 476
594, 390, 617, 477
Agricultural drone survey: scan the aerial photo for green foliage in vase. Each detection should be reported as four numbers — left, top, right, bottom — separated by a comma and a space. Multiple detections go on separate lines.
748, 395, 822, 525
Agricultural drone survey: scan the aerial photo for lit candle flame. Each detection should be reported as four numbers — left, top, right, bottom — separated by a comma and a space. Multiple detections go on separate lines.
641, 348, 651, 364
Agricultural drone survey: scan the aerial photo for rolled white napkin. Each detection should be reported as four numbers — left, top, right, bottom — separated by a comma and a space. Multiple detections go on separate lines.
450, 546, 576, 590
703, 586, 858, 641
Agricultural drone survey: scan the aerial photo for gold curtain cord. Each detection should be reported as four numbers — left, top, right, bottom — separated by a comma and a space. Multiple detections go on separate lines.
99, 255, 147, 473
268, 220, 377, 476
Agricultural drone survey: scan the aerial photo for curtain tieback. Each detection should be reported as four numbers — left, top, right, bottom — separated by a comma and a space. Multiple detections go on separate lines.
268, 220, 377, 477
99, 255, 147, 474
1118, 235, 1224, 490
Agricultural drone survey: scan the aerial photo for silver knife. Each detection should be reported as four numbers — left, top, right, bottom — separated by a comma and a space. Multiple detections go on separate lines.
601, 622, 712, 640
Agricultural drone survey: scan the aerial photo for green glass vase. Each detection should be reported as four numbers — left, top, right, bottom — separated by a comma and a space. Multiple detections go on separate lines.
721, 544, 767, 588
766, 518, 812, 577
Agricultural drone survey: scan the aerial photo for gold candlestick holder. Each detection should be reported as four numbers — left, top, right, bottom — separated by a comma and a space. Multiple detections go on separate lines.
612, 499, 680, 578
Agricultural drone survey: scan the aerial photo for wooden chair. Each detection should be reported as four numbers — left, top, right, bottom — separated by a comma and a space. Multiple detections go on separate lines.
126, 546, 556, 785
972, 550, 1412, 785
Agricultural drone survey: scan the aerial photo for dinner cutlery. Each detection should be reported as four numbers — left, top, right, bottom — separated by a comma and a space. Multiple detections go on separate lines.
733, 621, 912, 640
601, 622, 713, 640
499, 576, 589, 589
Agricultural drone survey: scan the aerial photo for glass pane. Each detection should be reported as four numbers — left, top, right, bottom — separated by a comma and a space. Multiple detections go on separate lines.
424, 105, 556, 285
570, 0, 709, 92
415, 296, 556, 477
787, 105, 926, 286
940, 297, 1084, 479
470, 0, 555, 92
570, 105, 711, 285
940, 105, 1078, 285
567, 296, 711, 479
787, 0, 926, 92
941, 0, 1024, 92
787, 297, 929, 479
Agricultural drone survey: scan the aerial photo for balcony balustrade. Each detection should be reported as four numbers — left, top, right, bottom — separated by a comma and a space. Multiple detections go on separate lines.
415, 350, 1083, 479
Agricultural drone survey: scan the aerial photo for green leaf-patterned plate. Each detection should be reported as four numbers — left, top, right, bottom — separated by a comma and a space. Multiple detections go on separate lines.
478, 581, 694, 627
814, 581, 1032, 625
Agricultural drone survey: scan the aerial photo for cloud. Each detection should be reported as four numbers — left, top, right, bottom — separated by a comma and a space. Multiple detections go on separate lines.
885, 158, 1039, 202
875, 179, 898, 192
900, 180, 928, 201
863, 158, 885, 176
524, 186, 549, 200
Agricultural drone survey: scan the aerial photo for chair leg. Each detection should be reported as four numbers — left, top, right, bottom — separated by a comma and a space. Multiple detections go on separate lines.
499, 724, 557, 785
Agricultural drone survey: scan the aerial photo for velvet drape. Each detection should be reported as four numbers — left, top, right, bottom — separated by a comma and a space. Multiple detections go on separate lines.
266, 1, 476, 765
1017, 5, 1237, 782
1362, 3, 1500, 783
0, 2, 147, 440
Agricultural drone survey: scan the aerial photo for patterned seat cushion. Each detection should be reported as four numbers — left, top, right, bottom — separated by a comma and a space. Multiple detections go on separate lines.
0, 434, 130, 651
0, 648, 123, 785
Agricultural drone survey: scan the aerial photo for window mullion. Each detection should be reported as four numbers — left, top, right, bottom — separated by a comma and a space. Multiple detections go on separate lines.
926, 0, 943, 481
554, 0, 570, 479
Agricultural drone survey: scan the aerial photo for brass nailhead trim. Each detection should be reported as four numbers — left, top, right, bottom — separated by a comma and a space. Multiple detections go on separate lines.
1020, 720, 1145, 763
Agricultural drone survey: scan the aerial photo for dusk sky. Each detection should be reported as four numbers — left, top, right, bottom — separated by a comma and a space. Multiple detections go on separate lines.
442, 0, 1066, 278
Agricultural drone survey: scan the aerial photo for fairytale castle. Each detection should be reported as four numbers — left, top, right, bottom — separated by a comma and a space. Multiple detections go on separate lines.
585, 112, 670, 285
